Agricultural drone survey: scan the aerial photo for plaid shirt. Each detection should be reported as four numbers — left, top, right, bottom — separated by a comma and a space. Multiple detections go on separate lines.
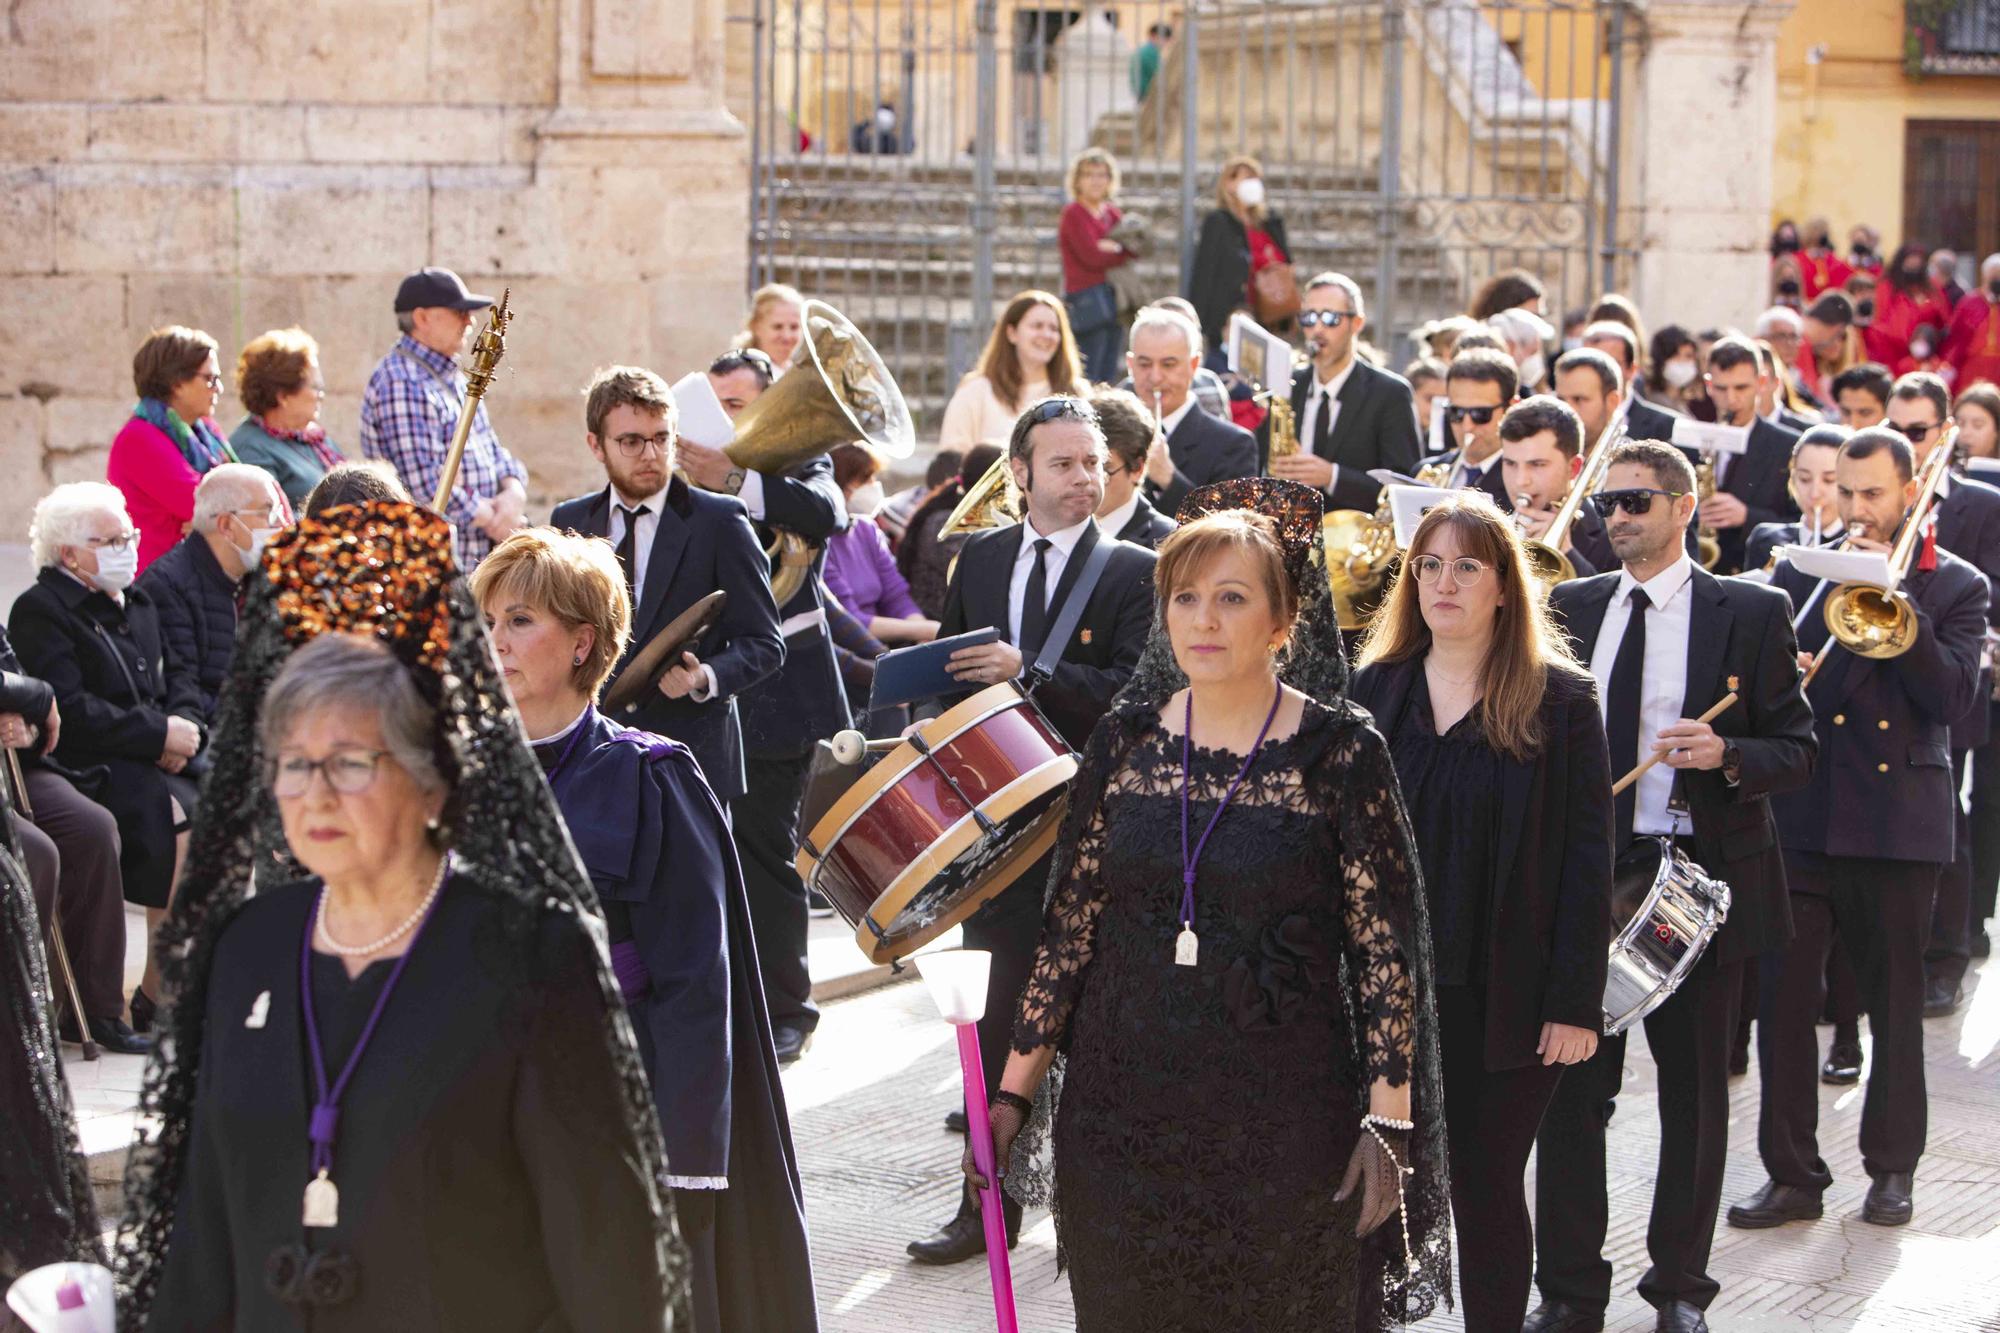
359, 335, 528, 570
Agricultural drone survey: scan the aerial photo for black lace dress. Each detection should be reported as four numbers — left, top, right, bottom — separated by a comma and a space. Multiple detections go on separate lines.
1011, 699, 1422, 1331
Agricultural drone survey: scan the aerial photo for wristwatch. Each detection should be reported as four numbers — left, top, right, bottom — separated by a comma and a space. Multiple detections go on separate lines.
1721, 742, 1742, 785
722, 467, 747, 495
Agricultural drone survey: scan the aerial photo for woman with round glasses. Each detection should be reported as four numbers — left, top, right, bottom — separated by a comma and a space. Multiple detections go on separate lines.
1352, 495, 1613, 1331
10, 483, 208, 1034
109, 325, 240, 573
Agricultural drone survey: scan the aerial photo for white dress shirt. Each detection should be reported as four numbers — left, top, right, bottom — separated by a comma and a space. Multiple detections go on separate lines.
1007, 514, 1095, 650
1298, 357, 1357, 494
1096, 491, 1142, 542
1160, 394, 1197, 439
1587, 553, 1697, 835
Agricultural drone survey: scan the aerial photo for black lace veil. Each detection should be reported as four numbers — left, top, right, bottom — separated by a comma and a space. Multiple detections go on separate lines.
112, 502, 687, 1328
1004, 478, 1453, 1324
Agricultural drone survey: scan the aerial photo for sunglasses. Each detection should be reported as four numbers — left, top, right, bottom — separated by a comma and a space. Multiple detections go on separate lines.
1590, 487, 1690, 517
1297, 310, 1353, 329
708, 347, 776, 380
1025, 396, 1097, 426
1445, 404, 1500, 425
1888, 420, 1940, 444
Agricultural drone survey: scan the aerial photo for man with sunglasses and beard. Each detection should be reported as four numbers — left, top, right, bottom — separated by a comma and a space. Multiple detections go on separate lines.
1425, 347, 1519, 507
1883, 372, 2000, 1019
1262, 271, 1423, 513
1733, 429, 1986, 1236
1531, 440, 1815, 1333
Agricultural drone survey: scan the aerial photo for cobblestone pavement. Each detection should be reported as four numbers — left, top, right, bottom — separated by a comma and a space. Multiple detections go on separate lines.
784, 960, 2000, 1332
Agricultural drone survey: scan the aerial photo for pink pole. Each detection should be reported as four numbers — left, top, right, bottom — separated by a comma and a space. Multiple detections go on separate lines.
956, 1022, 1020, 1333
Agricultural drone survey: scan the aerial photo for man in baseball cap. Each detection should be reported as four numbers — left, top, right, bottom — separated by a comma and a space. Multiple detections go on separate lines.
360, 266, 527, 569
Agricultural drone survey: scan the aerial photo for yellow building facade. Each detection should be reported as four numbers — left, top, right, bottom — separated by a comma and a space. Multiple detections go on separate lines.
1773, 0, 2000, 257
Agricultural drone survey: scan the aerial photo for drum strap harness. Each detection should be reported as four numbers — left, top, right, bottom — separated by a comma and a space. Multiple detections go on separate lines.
1023, 538, 1115, 689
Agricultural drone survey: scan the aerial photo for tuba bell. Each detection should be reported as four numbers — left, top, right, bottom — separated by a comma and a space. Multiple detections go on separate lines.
714, 300, 915, 605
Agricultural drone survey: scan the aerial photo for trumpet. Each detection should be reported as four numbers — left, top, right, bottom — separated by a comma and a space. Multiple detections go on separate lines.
1520, 414, 1627, 591
1693, 452, 1723, 570
1821, 424, 1957, 658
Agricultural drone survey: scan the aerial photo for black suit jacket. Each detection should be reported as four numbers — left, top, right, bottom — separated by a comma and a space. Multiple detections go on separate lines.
1550, 567, 1817, 963
734, 454, 855, 759
1263, 360, 1425, 515
934, 520, 1156, 751
550, 477, 785, 801
1150, 405, 1258, 518
1623, 396, 1685, 445
1711, 417, 1801, 574
1773, 407, 1818, 434
1113, 494, 1176, 550
1348, 659, 1613, 1067
1771, 551, 1987, 864
1935, 474, 2000, 749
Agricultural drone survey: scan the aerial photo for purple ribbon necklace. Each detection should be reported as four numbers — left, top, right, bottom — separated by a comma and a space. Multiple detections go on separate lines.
1176, 682, 1284, 967
297, 861, 451, 1228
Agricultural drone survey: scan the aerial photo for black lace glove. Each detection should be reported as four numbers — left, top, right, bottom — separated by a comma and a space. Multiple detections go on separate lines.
962, 1091, 1033, 1193
1333, 1124, 1410, 1238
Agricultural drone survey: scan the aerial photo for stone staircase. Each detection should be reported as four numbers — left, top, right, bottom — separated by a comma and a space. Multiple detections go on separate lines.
755, 157, 1464, 429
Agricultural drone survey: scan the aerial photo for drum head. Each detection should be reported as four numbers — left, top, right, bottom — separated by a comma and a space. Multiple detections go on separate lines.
1610, 839, 1665, 925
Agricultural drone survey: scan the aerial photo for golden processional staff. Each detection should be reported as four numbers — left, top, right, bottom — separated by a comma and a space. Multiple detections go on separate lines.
429, 291, 513, 512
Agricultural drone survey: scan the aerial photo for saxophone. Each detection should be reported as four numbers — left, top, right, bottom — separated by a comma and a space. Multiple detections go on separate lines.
1694, 452, 1722, 570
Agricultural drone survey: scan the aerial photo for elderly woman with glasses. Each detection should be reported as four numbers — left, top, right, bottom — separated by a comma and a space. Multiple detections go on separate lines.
228, 326, 345, 507
109, 325, 240, 573
472, 528, 819, 1333
9, 482, 207, 1033
1351, 496, 1613, 1331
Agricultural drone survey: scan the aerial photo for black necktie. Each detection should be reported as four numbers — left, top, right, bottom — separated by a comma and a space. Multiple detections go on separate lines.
1314, 389, 1334, 458
614, 504, 649, 603
1607, 586, 1651, 844
1019, 538, 1053, 658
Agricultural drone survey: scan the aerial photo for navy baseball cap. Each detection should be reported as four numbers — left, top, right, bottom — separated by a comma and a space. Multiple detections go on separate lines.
393, 267, 495, 314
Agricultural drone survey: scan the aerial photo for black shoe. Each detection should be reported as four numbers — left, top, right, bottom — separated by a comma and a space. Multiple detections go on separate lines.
1726, 1179, 1823, 1229
130, 987, 158, 1035
806, 890, 836, 919
772, 1024, 814, 1066
86, 1016, 152, 1056
905, 1198, 1021, 1265
1923, 977, 1963, 1018
1655, 1300, 1709, 1333
944, 1108, 968, 1134
1821, 1039, 1862, 1085
1862, 1171, 1913, 1226
1973, 929, 1991, 959
1521, 1299, 1605, 1333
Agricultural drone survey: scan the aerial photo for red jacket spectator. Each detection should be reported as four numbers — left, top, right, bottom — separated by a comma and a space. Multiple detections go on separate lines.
1800, 246, 1850, 300
1946, 288, 2000, 390
1059, 200, 1126, 296
1865, 283, 1949, 369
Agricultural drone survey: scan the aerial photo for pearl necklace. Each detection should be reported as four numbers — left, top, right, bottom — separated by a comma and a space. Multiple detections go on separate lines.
315, 856, 450, 959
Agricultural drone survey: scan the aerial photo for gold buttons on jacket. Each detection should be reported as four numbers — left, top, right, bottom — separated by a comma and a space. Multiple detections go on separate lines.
1833, 714, 1846, 725
1878, 763, 1890, 773
1878, 720, 1890, 730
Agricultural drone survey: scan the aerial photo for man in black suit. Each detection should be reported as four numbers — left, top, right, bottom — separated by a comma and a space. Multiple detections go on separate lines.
1699, 336, 1801, 574
1421, 347, 1518, 508
1887, 373, 2000, 1014
1496, 394, 1614, 575
1581, 320, 1684, 445
907, 394, 1155, 1265
1532, 440, 1816, 1333
1732, 429, 1986, 1234
1089, 386, 1178, 549
1127, 307, 1256, 517
1262, 271, 1424, 514
677, 349, 853, 1066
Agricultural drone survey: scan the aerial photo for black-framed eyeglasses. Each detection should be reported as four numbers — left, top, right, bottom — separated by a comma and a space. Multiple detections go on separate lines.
197, 373, 224, 389
611, 431, 674, 457
1411, 555, 1491, 585
1298, 310, 1353, 329
1590, 487, 1689, 517
1888, 419, 1940, 444
1445, 404, 1500, 425
269, 750, 388, 798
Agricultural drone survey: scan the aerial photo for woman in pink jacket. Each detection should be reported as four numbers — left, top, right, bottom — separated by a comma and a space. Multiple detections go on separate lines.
107, 326, 237, 572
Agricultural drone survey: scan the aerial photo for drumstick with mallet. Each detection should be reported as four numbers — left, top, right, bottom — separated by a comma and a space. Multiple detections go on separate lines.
1610, 675, 1740, 798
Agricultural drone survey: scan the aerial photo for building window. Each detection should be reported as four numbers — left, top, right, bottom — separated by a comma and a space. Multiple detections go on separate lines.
1909, 0, 2000, 76
1903, 121, 2000, 261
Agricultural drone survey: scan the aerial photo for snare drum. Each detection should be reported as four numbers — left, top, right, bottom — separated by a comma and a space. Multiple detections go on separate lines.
1603, 838, 1731, 1035
793, 683, 1077, 963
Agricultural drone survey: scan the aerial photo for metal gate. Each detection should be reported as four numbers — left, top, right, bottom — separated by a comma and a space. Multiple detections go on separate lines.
743, 0, 1630, 429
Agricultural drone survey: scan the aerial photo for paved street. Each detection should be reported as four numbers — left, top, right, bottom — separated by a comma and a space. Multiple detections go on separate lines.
785, 960, 2000, 1333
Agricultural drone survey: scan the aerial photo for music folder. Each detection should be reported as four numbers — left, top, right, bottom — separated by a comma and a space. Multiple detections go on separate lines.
868, 627, 1002, 711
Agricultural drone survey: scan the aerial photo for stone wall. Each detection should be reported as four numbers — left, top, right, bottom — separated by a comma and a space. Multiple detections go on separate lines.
0, 0, 749, 542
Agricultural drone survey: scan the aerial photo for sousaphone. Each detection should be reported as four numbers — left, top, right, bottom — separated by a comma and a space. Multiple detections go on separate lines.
721, 300, 916, 604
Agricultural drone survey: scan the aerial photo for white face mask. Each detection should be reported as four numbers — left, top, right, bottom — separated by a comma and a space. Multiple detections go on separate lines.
849, 481, 887, 516
1911, 340, 1933, 361
1662, 359, 1699, 389
1560, 336, 1582, 353
874, 109, 896, 132
1518, 352, 1547, 387
244, 526, 280, 567
88, 544, 137, 593
1234, 176, 1266, 208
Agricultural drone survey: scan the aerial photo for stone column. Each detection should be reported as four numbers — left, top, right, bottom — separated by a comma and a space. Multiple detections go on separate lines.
1621, 0, 1795, 334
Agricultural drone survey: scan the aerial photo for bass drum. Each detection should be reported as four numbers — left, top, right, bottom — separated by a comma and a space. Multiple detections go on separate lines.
1603, 837, 1731, 1035
794, 683, 1076, 964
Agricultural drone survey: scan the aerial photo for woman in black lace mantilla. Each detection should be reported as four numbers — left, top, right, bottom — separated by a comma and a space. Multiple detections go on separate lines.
966, 480, 1451, 1330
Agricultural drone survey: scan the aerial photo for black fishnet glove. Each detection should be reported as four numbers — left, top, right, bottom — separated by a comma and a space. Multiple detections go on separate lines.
962, 1093, 1032, 1193
1333, 1126, 1409, 1237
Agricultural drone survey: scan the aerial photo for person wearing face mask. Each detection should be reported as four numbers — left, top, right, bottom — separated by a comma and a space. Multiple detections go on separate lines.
1489, 306, 1556, 394
135, 464, 290, 732
850, 100, 904, 154
1187, 154, 1292, 353
822, 442, 938, 645
1943, 253, 2000, 389
1770, 252, 1806, 311
11, 483, 208, 1036
1797, 217, 1851, 300
1865, 243, 1949, 369
1644, 324, 1705, 416
1769, 219, 1802, 258
1846, 224, 1884, 278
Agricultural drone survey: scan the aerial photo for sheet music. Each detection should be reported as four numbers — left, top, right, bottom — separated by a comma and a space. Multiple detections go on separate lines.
1778, 543, 1896, 591
1670, 419, 1752, 457
670, 371, 736, 450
